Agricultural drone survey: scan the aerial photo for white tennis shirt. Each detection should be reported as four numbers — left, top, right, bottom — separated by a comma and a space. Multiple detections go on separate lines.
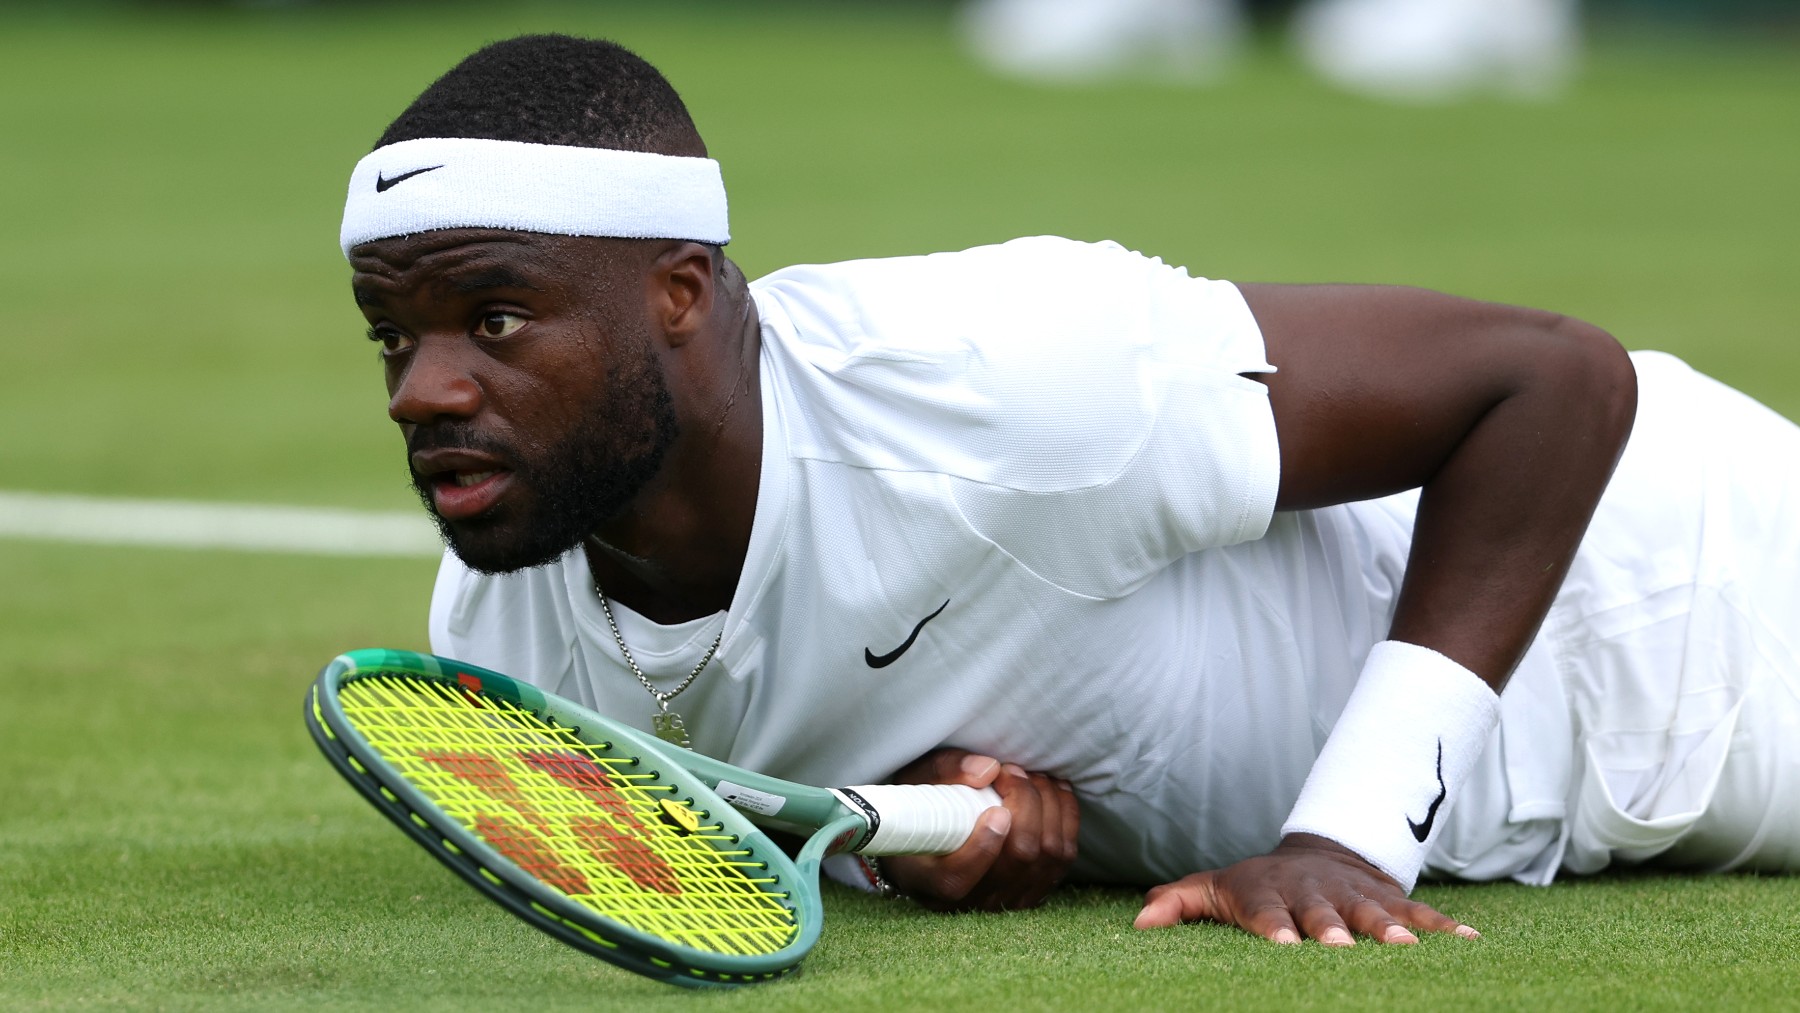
430, 237, 1793, 886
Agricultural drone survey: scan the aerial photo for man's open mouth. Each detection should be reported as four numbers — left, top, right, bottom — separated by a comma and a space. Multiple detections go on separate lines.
411, 445, 518, 523
428, 468, 513, 520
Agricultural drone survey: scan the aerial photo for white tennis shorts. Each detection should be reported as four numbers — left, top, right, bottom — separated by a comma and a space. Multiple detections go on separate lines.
1423, 352, 1800, 884
1558, 352, 1800, 875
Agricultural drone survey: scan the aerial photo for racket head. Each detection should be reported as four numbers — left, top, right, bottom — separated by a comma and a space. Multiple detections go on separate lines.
305, 648, 832, 987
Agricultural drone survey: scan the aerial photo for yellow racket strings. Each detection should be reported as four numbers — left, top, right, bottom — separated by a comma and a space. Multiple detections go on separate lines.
340, 675, 798, 956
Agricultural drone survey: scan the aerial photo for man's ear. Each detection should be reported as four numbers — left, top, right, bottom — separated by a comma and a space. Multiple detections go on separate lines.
648, 241, 718, 348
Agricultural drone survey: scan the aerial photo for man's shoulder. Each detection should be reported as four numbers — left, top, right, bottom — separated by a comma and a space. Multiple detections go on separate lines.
745, 235, 1275, 531
755, 234, 1129, 273
748, 235, 1238, 374
750, 235, 1144, 295
748, 239, 1167, 487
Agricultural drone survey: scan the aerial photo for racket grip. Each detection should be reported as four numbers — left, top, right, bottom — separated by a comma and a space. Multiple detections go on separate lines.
835, 784, 1004, 855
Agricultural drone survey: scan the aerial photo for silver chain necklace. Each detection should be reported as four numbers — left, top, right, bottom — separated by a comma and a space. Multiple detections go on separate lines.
592, 576, 721, 749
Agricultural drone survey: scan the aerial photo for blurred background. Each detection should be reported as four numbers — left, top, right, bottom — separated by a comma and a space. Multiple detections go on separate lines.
2, 0, 1795, 513
0, 3, 1795, 1005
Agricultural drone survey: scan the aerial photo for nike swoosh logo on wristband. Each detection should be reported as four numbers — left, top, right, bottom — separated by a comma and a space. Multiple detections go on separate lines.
1407, 739, 1448, 843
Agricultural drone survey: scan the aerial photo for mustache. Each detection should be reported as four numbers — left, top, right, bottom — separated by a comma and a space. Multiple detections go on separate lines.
406, 422, 518, 467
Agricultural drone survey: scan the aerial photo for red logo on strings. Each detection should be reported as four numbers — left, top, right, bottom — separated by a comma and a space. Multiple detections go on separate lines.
420, 749, 681, 895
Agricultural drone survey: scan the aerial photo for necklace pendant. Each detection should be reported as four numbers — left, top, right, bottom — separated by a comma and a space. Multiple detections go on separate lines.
652, 710, 692, 749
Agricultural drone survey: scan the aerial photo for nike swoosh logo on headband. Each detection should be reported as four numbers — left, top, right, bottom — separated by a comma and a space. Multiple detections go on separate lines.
865, 599, 950, 669
376, 165, 444, 192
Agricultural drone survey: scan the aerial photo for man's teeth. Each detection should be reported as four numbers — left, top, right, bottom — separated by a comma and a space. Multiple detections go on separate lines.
452, 470, 497, 488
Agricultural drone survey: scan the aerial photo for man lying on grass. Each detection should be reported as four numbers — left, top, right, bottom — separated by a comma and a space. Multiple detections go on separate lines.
340, 33, 1800, 946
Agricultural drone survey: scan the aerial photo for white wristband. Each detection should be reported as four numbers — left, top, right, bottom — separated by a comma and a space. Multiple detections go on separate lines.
1280, 640, 1500, 892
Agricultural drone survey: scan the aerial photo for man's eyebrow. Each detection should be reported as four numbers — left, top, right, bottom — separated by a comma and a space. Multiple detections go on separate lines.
352, 287, 382, 308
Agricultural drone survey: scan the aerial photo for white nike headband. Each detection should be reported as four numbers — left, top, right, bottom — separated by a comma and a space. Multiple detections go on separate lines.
339, 136, 730, 258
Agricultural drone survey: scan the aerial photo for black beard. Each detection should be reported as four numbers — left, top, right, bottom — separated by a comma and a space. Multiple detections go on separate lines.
408, 349, 679, 575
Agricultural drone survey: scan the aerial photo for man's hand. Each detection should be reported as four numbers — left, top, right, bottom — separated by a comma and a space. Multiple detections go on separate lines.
879, 747, 1079, 911
1132, 834, 1479, 945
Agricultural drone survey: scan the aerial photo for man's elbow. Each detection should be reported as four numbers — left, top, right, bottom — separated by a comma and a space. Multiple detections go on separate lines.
1540, 313, 1638, 460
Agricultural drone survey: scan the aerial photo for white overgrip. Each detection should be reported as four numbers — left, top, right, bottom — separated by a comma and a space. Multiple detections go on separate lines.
832, 784, 1003, 855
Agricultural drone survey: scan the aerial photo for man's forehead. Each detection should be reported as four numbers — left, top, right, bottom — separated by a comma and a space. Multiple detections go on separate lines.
350, 228, 549, 273
348, 229, 624, 301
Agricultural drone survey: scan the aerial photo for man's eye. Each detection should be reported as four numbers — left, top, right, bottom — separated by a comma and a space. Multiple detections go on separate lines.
367, 327, 414, 355
477, 313, 525, 338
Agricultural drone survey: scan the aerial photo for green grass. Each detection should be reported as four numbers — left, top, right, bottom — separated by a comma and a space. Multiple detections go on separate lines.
1, 3, 1797, 1009
5, 543, 1799, 1011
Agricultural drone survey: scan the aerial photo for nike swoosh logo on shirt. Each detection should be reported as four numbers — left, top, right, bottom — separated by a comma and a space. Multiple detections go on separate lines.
375, 165, 444, 192
1407, 739, 1448, 843
864, 599, 950, 669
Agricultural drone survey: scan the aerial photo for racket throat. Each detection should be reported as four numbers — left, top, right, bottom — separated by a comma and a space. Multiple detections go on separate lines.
826, 788, 882, 854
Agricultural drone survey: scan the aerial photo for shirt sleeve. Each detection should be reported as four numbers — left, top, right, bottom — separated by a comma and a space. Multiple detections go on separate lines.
758, 236, 1281, 600
944, 242, 1280, 598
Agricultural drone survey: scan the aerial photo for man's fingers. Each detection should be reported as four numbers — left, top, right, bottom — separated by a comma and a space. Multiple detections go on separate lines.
881, 751, 1079, 912
1299, 893, 1476, 944
969, 765, 1044, 907
941, 806, 1013, 899
1058, 781, 1080, 863
992, 765, 1043, 863
1283, 893, 1356, 947
1241, 904, 1306, 945
891, 805, 1012, 906
1393, 896, 1471, 936
1136, 874, 1307, 943
1135, 842, 1484, 945
936, 750, 1000, 787
1030, 777, 1077, 866
1339, 896, 1417, 945
892, 747, 1001, 788
1132, 888, 1187, 930
1132, 874, 1223, 930
1010, 774, 1077, 909
1305, 893, 1476, 944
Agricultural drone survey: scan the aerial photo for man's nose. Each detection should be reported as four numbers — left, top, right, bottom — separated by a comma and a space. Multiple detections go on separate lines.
388, 338, 482, 425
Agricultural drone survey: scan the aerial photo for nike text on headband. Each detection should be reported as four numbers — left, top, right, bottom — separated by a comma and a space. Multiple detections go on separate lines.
339, 137, 730, 258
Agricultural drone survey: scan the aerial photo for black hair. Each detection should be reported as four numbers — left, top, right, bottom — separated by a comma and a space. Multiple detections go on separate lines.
375, 34, 706, 157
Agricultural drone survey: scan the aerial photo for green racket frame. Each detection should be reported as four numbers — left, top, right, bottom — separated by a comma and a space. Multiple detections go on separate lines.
305, 648, 873, 988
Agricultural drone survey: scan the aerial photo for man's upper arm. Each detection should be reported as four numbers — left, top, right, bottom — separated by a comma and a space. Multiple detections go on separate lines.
1235, 281, 1636, 683
1236, 282, 1635, 513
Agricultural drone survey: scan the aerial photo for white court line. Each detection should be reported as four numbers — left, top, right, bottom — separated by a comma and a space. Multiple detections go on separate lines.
0, 490, 444, 558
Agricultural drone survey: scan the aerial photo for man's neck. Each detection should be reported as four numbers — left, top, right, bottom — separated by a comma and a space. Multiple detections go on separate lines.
585, 288, 762, 626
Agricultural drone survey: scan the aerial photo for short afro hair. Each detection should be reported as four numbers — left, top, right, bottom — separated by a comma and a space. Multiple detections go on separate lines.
375, 34, 706, 157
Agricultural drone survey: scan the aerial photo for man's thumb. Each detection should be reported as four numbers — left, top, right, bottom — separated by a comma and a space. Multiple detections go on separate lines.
1133, 878, 1213, 930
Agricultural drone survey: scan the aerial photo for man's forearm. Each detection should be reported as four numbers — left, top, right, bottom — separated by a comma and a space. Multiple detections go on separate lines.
1387, 313, 1636, 689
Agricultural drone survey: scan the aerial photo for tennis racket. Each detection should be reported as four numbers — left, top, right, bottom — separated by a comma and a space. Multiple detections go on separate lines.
305, 648, 998, 988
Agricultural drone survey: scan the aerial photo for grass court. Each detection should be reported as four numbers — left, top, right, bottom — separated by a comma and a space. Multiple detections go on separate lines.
2, 3, 1797, 1009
